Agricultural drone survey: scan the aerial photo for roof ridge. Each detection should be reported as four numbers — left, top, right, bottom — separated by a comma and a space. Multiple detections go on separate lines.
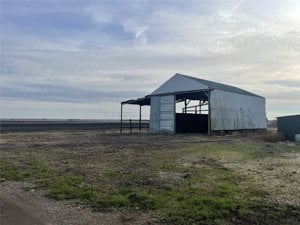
175, 73, 262, 98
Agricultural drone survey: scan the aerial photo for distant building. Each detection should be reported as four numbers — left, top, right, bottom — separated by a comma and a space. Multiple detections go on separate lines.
121, 73, 267, 134
277, 115, 300, 141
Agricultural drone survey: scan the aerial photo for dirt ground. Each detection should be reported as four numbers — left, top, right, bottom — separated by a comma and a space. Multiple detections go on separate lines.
0, 131, 197, 225
0, 130, 299, 225
0, 181, 154, 225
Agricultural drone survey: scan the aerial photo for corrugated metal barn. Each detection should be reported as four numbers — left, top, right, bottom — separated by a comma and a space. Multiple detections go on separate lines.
121, 73, 267, 134
277, 115, 300, 141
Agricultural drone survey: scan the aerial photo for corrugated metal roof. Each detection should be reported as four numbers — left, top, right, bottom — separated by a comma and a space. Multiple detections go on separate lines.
151, 74, 209, 96
121, 96, 151, 106
152, 73, 263, 98
122, 73, 264, 106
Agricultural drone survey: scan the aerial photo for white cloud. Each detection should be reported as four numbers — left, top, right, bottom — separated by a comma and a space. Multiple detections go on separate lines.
1, 0, 300, 119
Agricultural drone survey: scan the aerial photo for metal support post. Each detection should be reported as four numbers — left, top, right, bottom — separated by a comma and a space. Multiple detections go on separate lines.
120, 103, 123, 133
208, 91, 211, 135
139, 105, 142, 131
129, 119, 132, 134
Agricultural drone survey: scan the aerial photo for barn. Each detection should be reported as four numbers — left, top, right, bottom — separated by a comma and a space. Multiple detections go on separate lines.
121, 73, 267, 134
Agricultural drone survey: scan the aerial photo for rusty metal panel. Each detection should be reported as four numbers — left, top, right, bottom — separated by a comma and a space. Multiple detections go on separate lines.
210, 89, 266, 131
149, 96, 160, 133
159, 95, 175, 133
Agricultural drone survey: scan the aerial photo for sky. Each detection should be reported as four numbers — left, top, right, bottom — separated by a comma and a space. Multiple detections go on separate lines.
1, 0, 300, 120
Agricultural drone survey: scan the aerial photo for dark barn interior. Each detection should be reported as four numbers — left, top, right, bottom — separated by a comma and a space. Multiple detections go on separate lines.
176, 113, 208, 133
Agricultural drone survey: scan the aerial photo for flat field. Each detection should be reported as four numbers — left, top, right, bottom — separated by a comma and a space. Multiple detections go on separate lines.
0, 130, 299, 225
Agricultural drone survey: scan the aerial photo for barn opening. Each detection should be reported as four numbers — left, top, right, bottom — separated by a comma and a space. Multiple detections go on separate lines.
175, 91, 209, 133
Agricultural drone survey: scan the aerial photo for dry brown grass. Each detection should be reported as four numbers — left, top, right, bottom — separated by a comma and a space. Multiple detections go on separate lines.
262, 131, 285, 142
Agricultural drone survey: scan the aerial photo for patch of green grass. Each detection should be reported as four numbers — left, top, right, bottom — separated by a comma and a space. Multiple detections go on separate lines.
182, 142, 277, 161
93, 192, 129, 209
46, 175, 96, 201
102, 156, 258, 224
25, 156, 53, 180
246, 187, 270, 199
102, 146, 253, 220
127, 192, 156, 209
0, 160, 29, 181
93, 189, 156, 210
152, 182, 248, 225
166, 196, 241, 224
0, 156, 54, 182
1, 157, 97, 202
245, 204, 300, 225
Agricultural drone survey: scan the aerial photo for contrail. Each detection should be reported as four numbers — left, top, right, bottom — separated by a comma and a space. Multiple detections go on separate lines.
211, 0, 245, 32
134, 28, 148, 43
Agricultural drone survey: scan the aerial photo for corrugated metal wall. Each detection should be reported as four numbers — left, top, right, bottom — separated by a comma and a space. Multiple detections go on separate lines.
149, 96, 160, 133
150, 95, 175, 133
160, 95, 175, 132
277, 115, 300, 141
210, 89, 266, 131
